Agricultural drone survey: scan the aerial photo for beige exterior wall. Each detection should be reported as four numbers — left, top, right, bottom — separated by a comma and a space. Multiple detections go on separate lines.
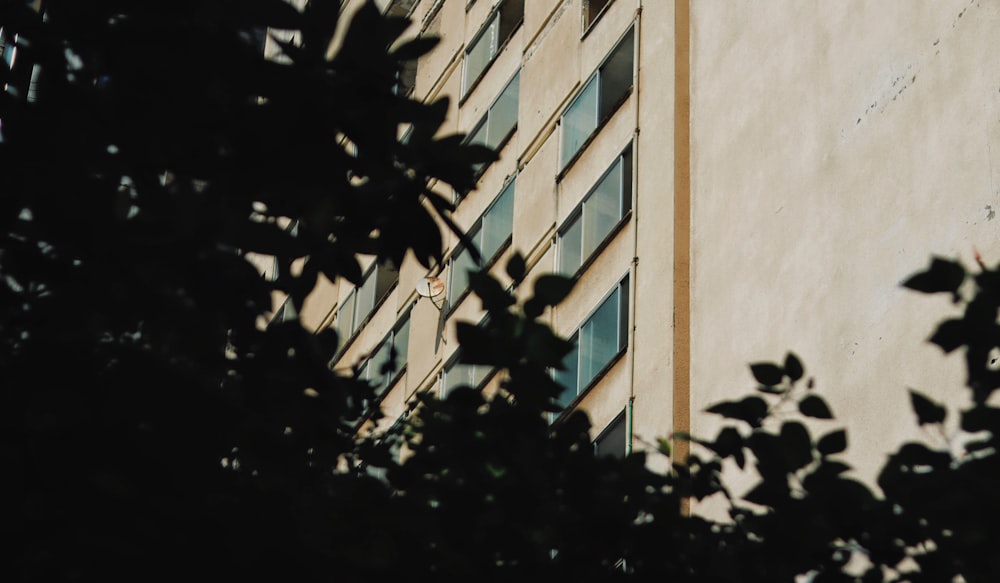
690, 0, 1000, 483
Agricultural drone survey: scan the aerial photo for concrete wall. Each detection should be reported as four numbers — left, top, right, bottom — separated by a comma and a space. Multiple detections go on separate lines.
689, 0, 1000, 482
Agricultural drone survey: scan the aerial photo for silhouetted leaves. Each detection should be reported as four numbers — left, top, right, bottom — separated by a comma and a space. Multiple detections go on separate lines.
505, 252, 526, 285
784, 352, 804, 382
909, 389, 946, 425
929, 319, 966, 353
902, 256, 965, 297
799, 394, 834, 419
705, 396, 768, 427
817, 429, 848, 456
532, 274, 575, 307
750, 362, 784, 386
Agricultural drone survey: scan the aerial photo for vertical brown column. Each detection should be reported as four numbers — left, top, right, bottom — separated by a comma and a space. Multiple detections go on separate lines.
672, 0, 691, 473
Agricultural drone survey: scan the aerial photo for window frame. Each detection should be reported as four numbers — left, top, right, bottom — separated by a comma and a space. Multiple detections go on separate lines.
463, 69, 520, 164
558, 143, 634, 278
359, 307, 412, 400
582, 0, 615, 35
334, 260, 400, 352
441, 352, 497, 397
554, 274, 630, 411
559, 25, 635, 172
461, 0, 524, 99
447, 177, 516, 311
594, 409, 628, 458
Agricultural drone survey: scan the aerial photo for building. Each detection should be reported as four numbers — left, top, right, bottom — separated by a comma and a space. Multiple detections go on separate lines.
294, 0, 1000, 482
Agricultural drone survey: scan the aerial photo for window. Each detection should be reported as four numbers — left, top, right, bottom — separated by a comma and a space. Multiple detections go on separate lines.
393, 58, 417, 97
383, 0, 418, 17
1, 28, 17, 71
583, 0, 614, 31
462, 0, 524, 97
442, 359, 494, 396
554, 275, 629, 409
594, 410, 627, 458
448, 178, 516, 305
271, 296, 298, 325
465, 70, 520, 157
360, 311, 411, 398
559, 145, 632, 275
560, 27, 635, 168
335, 261, 400, 347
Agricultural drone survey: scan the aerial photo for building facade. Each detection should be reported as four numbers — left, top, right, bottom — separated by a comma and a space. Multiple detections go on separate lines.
294, 0, 1000, 481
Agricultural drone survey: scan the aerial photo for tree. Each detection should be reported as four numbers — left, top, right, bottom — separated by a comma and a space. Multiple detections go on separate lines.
0, 1, 492, 580
5, 2, 1000, 582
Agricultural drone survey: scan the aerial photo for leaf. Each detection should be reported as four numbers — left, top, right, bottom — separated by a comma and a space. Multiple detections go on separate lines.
743, 479, 789, 508
505, 253, 526, 285
780, 421, 813, 471
817, 429, 848, 456
909, 389, 946, 425
798, 395, 834, 419
454, 322, 494, 365
705, 396, 768, 426
928, 319, 965, 353
469, 271, 514, 312
901, 257, 965, 295
784, 352, 804, 381
709, 427, 743, 459
522, 297, 545, 320
750, 362, 784, 386
532, 274, 575, 307
961, 406, 1000, 433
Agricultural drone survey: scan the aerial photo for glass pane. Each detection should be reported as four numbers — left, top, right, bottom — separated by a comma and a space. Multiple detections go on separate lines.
561, 77, 598, 166
498, 0, 525, 42
621, 146, 633, 214
465, 120, 489, 174
579, 287, 620, 389
370, 339, 393, 396
393, 316, 410, 379
598, 28, 634, 119
335, 291, 356, 346
463, 14, 498, 95
582, 158, 622, 258
482, 180, 515, 259
472, 364, 491, 388
559, 215, 583, 275
486, 72, 519, 149
449, 246, 478, 304
618, 276, 629, 351
595, 412, 627, 458
554, 341, 579, 408
444, 363, 476, 395
466, 119, 488, 147
584, 0, 613, 29
374, 261, 399, 306
354, 270, 377, 332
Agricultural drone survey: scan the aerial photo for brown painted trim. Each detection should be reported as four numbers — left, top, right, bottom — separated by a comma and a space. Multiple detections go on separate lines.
672, 0, 692, 475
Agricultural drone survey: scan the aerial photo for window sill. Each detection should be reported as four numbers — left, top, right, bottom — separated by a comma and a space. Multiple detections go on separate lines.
556, 86, 634, 183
